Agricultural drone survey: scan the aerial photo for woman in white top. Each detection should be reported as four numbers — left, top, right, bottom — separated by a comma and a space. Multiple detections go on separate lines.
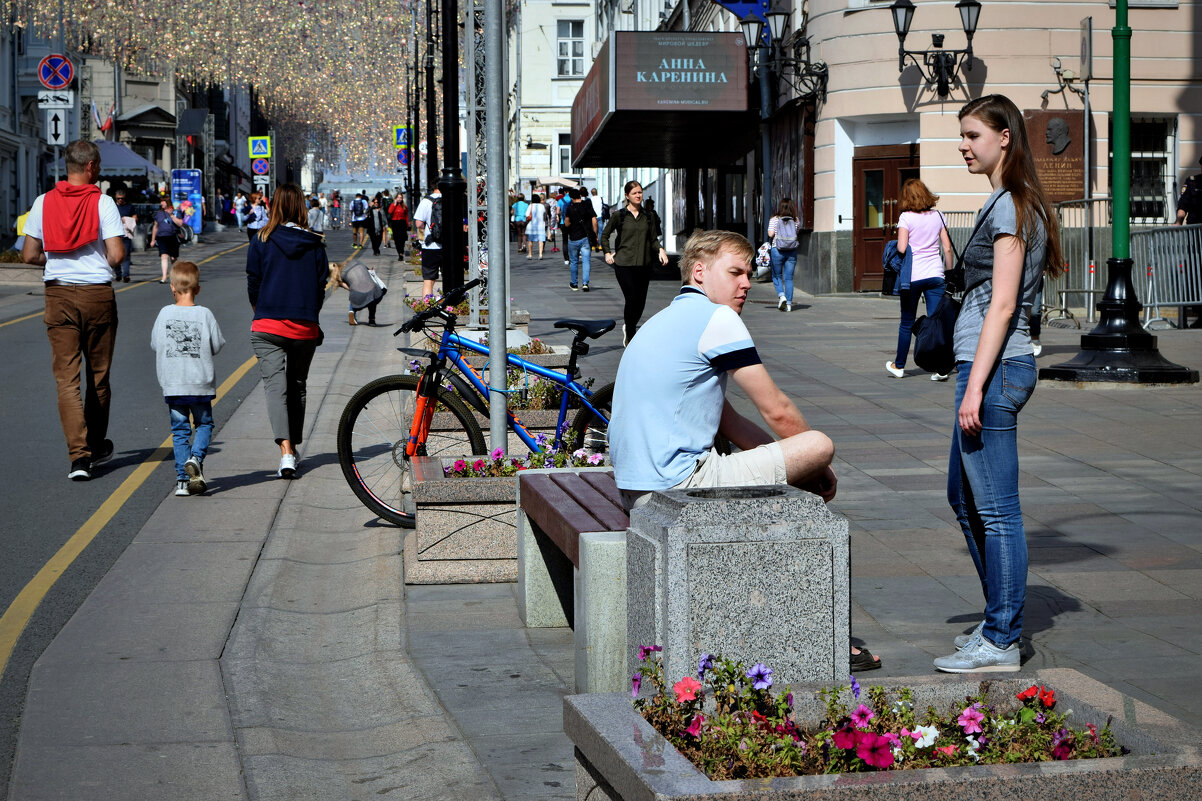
886, 178, 954, 380
767, 197, 801, 311
525, 193, 547, 259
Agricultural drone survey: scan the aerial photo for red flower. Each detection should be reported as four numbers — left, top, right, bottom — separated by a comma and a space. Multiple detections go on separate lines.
1016, 686, 1040, 702
1039, 687, 1056, 708
673, 676, 702, 703
832, 727, 858, 750
856, 733, 896, 769
1052, 743, 1073, 760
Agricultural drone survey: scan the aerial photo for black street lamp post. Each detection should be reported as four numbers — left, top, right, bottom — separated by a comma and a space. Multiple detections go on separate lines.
891, 0, 980, 98
438, 0, 467, 292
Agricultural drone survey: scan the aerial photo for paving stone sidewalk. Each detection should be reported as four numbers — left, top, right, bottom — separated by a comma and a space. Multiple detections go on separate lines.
9, 237, 1202, 801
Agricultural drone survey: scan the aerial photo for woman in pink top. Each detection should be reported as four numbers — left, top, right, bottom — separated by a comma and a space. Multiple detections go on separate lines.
886, 178, 954, 380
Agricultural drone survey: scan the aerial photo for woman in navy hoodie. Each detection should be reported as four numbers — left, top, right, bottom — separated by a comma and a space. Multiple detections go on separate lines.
247, 183, 329, 478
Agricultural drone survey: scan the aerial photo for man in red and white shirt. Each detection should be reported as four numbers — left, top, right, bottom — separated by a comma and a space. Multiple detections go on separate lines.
23, 140, 125, 481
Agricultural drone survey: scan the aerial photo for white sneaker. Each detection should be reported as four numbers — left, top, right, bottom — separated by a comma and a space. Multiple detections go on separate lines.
1031, 339, 1043, 357
933, 635, 1020, 673
931, 372, 950, 382
277, 453, 298, 479
885, 361, 905, 378
777, 295, 787, 311
175, 480, 190, 497
184, 457, 207, 495
622, 324, 630, 347
785, 302, 792, 312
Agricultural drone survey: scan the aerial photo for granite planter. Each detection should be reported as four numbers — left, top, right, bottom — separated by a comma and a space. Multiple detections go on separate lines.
565, 669, 1202, 801
405, 455, 518, 584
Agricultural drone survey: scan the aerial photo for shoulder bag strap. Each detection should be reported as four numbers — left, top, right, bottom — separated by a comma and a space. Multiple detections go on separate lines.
947, 192, 1008, 292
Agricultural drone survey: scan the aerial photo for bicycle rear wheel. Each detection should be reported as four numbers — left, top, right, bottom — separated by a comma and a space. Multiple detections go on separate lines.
567, 382, 613, 455
338, 374, 486, 527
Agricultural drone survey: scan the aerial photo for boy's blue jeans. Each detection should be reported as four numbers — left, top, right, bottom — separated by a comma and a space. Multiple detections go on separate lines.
568, 237, 591, 286
947, 356, 1037, 649
169, 401, 214, 480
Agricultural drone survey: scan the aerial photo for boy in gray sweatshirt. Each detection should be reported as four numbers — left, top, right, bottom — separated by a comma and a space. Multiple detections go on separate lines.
150, 261, 225, 495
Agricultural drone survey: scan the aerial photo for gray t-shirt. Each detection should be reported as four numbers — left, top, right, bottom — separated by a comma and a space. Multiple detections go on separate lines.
953, 189, 1046, 363
150, 304, 226, 397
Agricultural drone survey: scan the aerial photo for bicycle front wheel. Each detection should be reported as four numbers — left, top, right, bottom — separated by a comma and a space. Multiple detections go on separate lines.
567, 382, 613, 456
338, 374, 487, 527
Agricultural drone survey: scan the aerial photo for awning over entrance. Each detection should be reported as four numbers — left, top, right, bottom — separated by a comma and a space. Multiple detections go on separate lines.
571, 32, 757, 169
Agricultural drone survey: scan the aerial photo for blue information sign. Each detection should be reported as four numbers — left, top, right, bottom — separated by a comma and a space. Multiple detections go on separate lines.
171, 169, 204, 231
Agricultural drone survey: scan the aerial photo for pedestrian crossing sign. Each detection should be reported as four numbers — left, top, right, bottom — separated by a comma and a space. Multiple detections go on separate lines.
249, 136, 272, 158
392, 125, 410, 149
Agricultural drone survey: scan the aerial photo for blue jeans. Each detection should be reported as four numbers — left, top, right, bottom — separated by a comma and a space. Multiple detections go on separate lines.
894, 277, 946, 368
169, 401, 214, 480
769, 247, 797, 301
119, 237, 132, 279
947, 356, 1037, 649
568, 237, 591, 286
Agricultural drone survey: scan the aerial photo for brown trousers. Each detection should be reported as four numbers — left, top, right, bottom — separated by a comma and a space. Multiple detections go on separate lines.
44, 284, 118, 461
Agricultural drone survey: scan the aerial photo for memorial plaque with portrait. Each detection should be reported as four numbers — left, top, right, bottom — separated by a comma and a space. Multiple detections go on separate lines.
1023, 110, 1086, 203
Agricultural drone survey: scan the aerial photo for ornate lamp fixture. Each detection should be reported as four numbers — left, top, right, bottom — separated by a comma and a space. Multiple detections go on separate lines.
891, 0, 981, 98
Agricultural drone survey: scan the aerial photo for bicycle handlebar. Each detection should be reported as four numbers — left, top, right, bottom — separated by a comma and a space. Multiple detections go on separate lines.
396, 277, 485, 336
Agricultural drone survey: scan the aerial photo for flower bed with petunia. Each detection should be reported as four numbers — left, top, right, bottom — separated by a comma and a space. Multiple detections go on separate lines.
631, 646, 1122, 781
443, 439, 605, 478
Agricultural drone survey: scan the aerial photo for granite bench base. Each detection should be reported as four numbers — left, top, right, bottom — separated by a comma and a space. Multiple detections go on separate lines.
566, 669, 1202, 801
517, 468, 629, 694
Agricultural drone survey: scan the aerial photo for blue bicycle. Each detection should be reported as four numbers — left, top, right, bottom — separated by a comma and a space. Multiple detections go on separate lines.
337, 278, 616, 527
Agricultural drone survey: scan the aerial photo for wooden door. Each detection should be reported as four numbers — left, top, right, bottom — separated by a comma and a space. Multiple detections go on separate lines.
852, 145, 920, 291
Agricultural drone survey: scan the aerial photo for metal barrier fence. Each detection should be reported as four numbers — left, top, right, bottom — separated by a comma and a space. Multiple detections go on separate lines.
1047, 197, 1115, 326
1130, 223, 1202, 329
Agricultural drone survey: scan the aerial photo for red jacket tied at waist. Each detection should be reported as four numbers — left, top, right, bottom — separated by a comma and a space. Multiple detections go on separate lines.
42, 182, 101, 253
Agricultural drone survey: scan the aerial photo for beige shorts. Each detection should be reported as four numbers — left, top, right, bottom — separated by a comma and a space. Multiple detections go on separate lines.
621, 441, 786, 510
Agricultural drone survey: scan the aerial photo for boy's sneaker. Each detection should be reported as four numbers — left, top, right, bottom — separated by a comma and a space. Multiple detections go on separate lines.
184, 457, 207, 495
277, 453, 298, 479
569, 282, 578, 291
785, 302, 792, 312
68, 458, 91, 481
777, 295, 787, 311
933, 635, 1020, 673
91, 439, 114, 466
175, 480, 190, 497
954, 621, 984, 649
581, 284, 589, 292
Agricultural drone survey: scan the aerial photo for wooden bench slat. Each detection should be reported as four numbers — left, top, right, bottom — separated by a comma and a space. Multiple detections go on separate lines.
581, 471, 624, 508
548, 472, 629, 532
520, 476, 587, 565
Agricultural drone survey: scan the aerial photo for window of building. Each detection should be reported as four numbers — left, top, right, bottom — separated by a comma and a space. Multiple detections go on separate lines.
557, 20, 585, 77
559, 134, 573, 174
1110, 116, 1176, 224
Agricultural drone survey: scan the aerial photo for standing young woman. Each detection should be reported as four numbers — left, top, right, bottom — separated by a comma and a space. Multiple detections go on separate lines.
246, 183, 330, 479
149, 199, 183, 283
388, 196, 410, 259
245, 191, 268, 241
525, 192, 547, 259
767, 197, 801, 312
886, 178, 954, 380
600, 180, 669, 345
934, 95, 1064, 673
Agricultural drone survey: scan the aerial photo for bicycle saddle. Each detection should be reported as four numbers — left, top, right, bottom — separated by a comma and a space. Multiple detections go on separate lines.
554, 318, 616, 339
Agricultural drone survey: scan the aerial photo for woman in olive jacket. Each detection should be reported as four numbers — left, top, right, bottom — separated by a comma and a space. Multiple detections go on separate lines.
600, 180, 669, 346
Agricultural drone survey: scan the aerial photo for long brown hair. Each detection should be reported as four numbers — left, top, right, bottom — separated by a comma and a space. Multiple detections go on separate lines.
958, 95, 1064, 278
257, 183, 307, 242
775, 197, 798, 219
899, 178, 939, 213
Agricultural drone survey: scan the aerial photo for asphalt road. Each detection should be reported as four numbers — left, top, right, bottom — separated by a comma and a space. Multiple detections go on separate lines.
0, 229, 355, 797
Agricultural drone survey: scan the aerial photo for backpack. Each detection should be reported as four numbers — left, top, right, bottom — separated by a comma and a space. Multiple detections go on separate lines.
352, 197, 366, 217
424, 193, 442, 245
774, 216, 799, 250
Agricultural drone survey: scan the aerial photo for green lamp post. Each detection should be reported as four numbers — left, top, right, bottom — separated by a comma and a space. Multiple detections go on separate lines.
1039, 0, 1197, 384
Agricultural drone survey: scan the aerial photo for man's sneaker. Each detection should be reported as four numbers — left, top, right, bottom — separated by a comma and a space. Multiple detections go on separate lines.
777, 295, 787, 311
1031, 339, 1043, 357
954, 621, 985, 649
933, 635, 1020, 673
91, 439, 114, 466
277, 453, 298, 479
68, 458, 91, 481
570, 282, 579, 291
184, 457, 207, 495
885, 361, 905, 378
175, 480, 190, 497
581, 284, 589, 292
785, 302, 792, 312
931, 372, 950, 382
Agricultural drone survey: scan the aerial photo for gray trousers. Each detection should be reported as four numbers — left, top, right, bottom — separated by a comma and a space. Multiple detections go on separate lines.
251, 332, 318, 446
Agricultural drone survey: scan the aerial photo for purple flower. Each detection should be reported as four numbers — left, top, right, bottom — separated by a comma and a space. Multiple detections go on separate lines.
786, 692, 794, 709
637, 644, 662, 661
1036, 712, 1047, 724
588, 452, 604, 465
850, 674, 861, 700
490, 446, 505, 461
697, 653, 714, 679
631, 672, 642, 698
408, 359, 421, 371
746, 663, 773, 690
535, 432, 550, 448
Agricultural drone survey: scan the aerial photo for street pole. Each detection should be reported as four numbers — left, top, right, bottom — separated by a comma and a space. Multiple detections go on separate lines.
425, 0, 439, 192
438, 0, 466, 293
486, 0, 509, 451
757, 44, 772, 242
1039, 0, 1196, 384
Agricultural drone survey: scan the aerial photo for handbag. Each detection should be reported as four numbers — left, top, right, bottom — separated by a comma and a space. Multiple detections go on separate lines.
911, 194, 1006, 374
755, 242, 772, 279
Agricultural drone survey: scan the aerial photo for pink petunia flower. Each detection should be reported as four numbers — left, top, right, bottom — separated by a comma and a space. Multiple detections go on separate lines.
936, 745, 957, 756
683, 713, 705, 738
958, 705, 984, 735
850, 704, 875, 728
831, 727, 858, 750
673, 676, 702, 703
452, 459, 467, 471
472, 459, 485, 471
856, 733, 896, 769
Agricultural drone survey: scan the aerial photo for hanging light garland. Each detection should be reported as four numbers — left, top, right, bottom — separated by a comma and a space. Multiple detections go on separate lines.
11, 0, 457, 174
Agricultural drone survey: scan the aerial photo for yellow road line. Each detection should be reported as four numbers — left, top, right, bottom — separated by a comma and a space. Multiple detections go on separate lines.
0, 353, 259, 682
0, 241, 249, 330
